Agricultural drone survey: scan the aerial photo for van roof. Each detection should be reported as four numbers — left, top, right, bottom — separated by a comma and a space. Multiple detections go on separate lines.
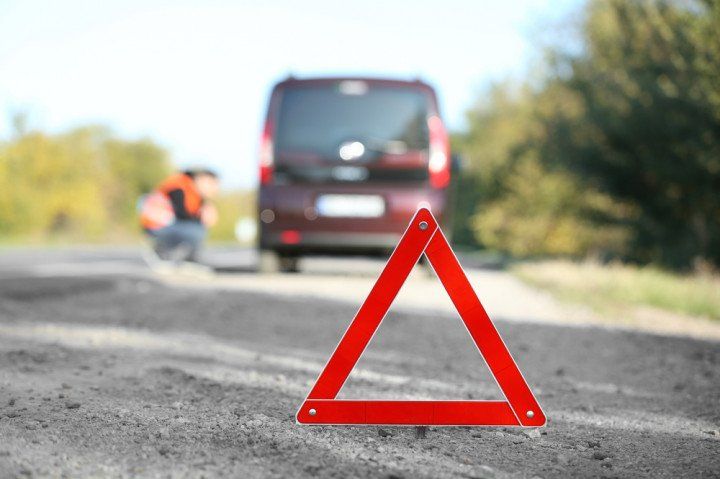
276, 76, 435, 92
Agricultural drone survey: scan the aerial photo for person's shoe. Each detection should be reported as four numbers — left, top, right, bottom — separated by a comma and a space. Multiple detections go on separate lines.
141, 242, 178, 275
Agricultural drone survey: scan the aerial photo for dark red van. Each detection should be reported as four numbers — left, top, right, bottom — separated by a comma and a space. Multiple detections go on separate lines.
257, 76, 456, 272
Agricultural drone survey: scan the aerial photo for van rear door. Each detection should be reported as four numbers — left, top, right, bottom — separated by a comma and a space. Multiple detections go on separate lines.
273, 80, 432, 186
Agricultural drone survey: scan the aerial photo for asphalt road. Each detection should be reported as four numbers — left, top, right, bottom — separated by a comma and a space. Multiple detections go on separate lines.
0, 247, 718, 478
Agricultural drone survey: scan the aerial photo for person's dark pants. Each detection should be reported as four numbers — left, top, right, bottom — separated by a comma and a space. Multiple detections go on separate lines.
148, 221, 206, 262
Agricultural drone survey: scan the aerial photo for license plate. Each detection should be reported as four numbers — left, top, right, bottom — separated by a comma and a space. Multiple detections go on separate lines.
316, 195, 385, 218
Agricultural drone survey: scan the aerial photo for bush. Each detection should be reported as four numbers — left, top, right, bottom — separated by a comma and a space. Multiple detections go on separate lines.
0, 124, 172, 242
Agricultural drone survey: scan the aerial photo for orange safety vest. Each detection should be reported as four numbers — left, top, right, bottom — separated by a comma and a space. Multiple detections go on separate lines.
140, 173, 203, 230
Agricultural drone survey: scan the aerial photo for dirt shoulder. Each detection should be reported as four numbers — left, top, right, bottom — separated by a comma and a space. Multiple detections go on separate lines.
1, 274, 719, 478
162, 261, 720, 341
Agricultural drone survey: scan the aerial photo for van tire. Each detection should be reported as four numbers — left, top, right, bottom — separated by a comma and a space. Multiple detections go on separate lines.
278, 255, 300, 273
258, 250, 300, 274
417, 255, 435, 277
258, 250, 280, 274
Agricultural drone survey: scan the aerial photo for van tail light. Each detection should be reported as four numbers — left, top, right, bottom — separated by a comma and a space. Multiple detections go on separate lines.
259, 120, 274, 185
280, 230, 301, 245
427, 115, 451, 189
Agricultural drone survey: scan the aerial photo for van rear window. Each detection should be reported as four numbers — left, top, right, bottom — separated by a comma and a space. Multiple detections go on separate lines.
275, 84, 429, 159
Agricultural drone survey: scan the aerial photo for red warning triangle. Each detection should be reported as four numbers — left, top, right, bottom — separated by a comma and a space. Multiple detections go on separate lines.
296, 208, 546, 427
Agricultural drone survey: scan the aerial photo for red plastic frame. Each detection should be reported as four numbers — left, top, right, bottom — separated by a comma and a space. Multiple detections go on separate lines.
296, 208, 546, 427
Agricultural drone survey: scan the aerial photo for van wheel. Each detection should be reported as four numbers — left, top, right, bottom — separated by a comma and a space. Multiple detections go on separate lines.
258, 251, 300, 273
417, 255, 435, 277
278, 255, 300, 273
258, 250, 280, 273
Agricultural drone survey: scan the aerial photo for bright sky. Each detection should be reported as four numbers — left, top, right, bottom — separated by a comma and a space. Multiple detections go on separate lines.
0, 0, 582, 188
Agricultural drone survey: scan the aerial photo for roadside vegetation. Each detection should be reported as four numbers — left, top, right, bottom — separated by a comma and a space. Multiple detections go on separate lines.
513, 260, 720, 321
0, 119, 252, 244
450, 0, 720, 323
0, 122, 171, 243
452, 0, 720, 272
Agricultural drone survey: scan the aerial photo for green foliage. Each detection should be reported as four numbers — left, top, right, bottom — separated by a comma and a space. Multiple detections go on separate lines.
104, 136, 172, 226
455, 0, 720, 269
547, 0, 720, 268
451, 85, 539, 248
474, 155, 633, 257
0, 120, 255, 245
455, 83, 634, 258
0, 124, 172, 241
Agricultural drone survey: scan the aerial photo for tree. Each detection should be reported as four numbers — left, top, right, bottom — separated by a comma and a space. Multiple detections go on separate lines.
545, 0, 720, 267
454, 0, 720, 269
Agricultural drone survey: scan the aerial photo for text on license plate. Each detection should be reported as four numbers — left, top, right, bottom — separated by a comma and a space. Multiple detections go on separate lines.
316, 195, 385, 218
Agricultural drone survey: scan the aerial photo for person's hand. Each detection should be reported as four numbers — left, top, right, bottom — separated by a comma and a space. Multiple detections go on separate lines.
201, 203, 218, 227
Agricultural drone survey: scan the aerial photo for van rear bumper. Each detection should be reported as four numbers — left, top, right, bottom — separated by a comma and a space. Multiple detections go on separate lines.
257, 182, 453, 255
260, 231, 401, 256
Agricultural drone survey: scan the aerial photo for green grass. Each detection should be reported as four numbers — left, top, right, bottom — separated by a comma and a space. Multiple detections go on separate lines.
512, 260, 720, 321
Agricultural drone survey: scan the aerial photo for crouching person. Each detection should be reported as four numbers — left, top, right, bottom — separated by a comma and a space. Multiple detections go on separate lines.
140, 168, 219, 267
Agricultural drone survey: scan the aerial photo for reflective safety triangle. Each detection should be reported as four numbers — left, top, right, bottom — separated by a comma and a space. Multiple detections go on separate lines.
296, 208, 546, 427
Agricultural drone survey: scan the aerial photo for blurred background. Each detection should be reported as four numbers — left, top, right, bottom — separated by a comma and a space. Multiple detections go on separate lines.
1, 0, 718, 320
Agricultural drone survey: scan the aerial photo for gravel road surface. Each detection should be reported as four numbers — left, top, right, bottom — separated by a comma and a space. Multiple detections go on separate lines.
0, 248, 718, 478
